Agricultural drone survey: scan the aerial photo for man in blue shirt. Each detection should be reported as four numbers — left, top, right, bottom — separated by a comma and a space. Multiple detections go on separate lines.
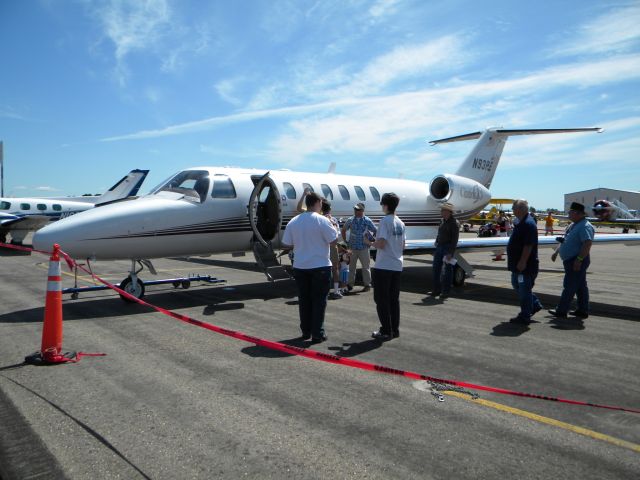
549, 202, 594, 321
507, 199, 543, 324
341, 202, 377, 292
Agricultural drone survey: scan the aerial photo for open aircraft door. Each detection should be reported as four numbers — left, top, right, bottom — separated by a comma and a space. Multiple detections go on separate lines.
248, 173, 290, 281
249, 172, 283, 247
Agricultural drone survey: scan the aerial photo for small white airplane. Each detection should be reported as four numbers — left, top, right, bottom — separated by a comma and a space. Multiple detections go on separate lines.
32, 127, 640, 300
1, 169, 148, 245
591, 199, 639, 223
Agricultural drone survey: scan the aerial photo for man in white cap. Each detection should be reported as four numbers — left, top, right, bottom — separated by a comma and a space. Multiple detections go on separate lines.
427, 202, 459, 300
341, 202, 377, 292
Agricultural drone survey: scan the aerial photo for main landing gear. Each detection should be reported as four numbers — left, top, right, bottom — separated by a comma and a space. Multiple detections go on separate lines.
63, 258, 226, 301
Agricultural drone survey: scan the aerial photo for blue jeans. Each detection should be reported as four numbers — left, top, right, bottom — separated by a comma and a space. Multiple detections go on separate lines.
432, 244, 454, 294
372, 268, 401, 335
510, 271, 542, 319
293, 267, 331, 338
556, 256, 590, 314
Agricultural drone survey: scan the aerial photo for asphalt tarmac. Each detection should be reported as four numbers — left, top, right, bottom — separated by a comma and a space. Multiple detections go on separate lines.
0, 231, 639, 479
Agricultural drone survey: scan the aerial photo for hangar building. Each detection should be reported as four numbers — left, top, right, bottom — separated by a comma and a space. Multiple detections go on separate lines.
564, 188, 640, 212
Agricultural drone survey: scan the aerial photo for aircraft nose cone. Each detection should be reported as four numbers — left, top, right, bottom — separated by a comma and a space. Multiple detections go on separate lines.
33, 222, 73, 254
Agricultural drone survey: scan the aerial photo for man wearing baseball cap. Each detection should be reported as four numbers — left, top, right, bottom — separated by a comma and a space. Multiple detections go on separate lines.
341, 202, 377, 292
549, 201, 594, 323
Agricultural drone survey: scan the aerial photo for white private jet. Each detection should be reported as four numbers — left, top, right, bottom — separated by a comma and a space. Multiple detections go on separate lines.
0, 169, 149, 245
32, 128, 640, 300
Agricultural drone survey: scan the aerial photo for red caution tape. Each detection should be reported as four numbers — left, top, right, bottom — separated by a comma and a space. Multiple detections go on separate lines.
3, 242, 639, 414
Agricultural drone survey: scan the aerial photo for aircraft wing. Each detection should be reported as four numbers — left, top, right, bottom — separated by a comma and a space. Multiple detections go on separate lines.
0, 214, 51, 231
405, 233, 640, 254
555, 215, 640, 225
587, 217, 640, 225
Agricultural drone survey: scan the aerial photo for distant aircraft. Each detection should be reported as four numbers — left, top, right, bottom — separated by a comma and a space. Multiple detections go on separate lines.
0, 169, 148, 244
465, 198, 515, 227
557, 198, 640, 232
33, 127, 640, 300
591, 199, 639, 223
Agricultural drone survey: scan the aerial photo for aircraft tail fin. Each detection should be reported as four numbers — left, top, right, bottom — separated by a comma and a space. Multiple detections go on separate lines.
430, 128, 603, 189
95, 169, 149, 205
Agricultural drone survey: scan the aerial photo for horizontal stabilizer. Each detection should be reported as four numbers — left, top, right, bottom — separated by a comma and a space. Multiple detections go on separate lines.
430, 127, 603, 145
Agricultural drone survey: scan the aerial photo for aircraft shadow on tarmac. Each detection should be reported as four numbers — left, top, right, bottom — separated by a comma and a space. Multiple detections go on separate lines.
400, 265, 640, 323
0, 281, 298, 324
168, 256, 273, 273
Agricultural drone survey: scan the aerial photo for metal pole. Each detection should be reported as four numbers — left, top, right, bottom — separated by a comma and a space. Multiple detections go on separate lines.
0, 141, 4, 197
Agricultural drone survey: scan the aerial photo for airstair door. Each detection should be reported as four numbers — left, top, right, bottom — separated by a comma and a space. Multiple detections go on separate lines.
248, 173, 290, 281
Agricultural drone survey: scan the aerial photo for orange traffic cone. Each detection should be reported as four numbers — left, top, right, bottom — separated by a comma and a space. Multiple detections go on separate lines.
25, 244, 76, 365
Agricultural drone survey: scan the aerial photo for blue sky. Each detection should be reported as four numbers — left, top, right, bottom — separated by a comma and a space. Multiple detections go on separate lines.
1, 0, 639, 210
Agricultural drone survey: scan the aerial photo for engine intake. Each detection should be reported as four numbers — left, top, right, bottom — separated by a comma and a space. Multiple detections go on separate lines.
429, 174, 491, 210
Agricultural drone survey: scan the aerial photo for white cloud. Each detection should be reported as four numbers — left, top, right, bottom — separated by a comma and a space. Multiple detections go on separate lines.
332, 35, 471, 97
551, 3, 640, 57
369, 0, 401, 19
91, 0, 171, 84
101, 51, 640, 175
35, 186, 60, 192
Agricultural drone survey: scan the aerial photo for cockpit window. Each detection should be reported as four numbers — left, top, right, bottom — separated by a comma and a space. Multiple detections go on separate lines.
0, 201, 10, 210
152, 170, 210, 203
211, 175, 237, 199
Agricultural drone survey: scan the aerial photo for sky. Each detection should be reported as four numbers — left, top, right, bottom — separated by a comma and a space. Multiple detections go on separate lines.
1, 0, 639, 210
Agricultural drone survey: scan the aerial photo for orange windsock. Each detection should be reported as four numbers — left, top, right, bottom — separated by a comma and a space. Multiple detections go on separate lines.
40, 243, 63, 360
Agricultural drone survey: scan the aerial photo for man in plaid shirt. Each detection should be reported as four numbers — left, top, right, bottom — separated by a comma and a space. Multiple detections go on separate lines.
341, 202, 377, 292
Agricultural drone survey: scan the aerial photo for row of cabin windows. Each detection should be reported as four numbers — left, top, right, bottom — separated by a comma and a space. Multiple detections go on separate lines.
282, 183, 380, 202
0, 201, 62, 211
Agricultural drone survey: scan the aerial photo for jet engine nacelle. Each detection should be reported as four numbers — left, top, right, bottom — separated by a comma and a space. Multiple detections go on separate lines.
429, 174, 492, 210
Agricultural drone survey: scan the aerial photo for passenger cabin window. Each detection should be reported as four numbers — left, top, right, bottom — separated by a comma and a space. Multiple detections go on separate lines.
153, 170, 210, 203
369, 187, 380, 201
321, 184, 333, 200
211, 175, 237, 199
0, 201, 10, 210
354, 186, 366, 201
283, 182, 296, 199
303, 183, 314, 192
37, 204, 47, 211
21, 203, 31, 210
52, 204, 62, 211
338, 185, 350, 200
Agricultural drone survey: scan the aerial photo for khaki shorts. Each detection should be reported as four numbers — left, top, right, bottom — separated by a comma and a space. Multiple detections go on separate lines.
330, 245, 339, 265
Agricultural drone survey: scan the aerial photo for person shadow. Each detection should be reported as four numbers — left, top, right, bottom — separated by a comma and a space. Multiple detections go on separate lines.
490, 320, 537, 337
328, 339, 383, 357
240, 336, 310, 358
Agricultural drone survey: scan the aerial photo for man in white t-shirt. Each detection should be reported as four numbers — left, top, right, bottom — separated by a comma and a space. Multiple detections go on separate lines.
282, 192, 338, 343
365, 192, 406, 340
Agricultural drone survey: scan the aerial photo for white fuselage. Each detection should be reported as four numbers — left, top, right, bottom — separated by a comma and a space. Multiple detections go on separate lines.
32, 167, 488, 260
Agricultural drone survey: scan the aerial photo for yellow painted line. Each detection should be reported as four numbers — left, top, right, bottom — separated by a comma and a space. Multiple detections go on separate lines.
444, 390, 640, 454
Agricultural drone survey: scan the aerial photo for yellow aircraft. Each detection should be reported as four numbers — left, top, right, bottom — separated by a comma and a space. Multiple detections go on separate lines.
465, 198, 515, 227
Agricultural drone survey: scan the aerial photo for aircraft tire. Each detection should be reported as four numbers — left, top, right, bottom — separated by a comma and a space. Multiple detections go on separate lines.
452, 264, 465, 287
119, 276, 145, 302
